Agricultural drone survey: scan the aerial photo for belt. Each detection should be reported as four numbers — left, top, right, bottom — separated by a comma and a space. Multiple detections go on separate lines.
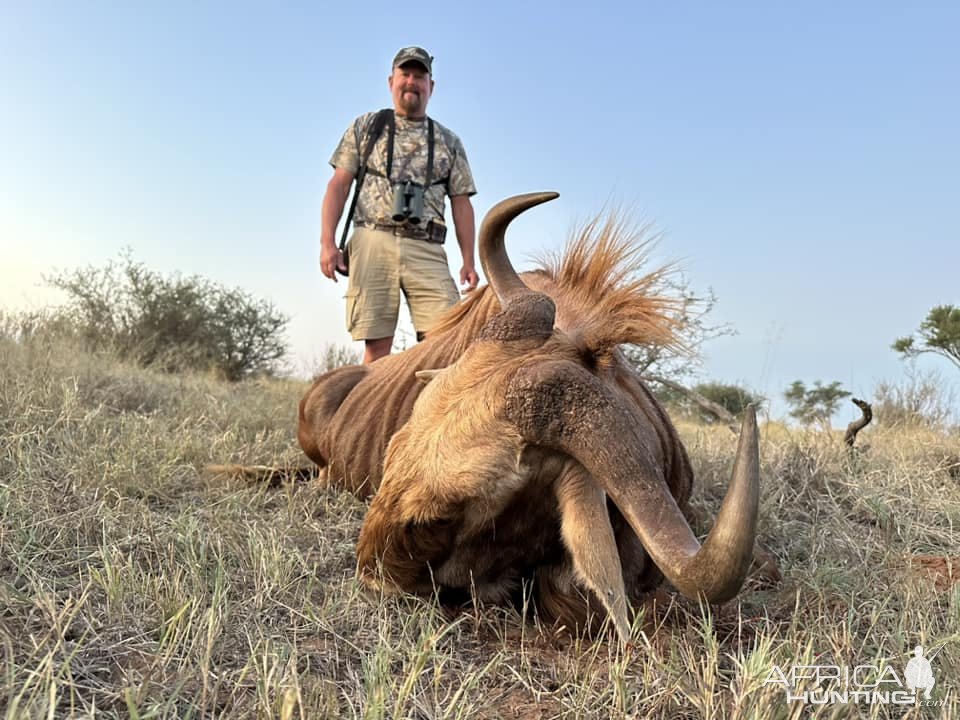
356, 221, 431, 241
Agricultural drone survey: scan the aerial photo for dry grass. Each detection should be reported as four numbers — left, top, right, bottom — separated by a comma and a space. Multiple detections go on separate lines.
2, 334, 959, 718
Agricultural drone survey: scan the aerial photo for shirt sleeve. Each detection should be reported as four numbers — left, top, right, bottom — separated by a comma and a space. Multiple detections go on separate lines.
447, 135, 477, 197
328, 114, 370, 175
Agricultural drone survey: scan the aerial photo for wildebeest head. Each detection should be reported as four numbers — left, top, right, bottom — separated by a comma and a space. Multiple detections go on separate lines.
357, 193, 759, 644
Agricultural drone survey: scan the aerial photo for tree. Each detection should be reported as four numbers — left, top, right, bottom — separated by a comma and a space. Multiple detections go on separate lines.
783, 380, 851, 425
622, 272, 744, 426
45, 252, 288, 380
694, 382, 764, 419
873, 367, 957, 428
624, 274, 734, 381
893, 305, 960, 371
315, 343, 361, 375
644, 376, 762, 433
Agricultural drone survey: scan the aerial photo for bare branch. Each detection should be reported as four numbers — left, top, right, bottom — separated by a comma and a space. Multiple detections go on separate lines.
844, 397, 873, 447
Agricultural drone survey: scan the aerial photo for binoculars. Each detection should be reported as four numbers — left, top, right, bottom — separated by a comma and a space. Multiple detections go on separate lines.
391, 181, 425, 225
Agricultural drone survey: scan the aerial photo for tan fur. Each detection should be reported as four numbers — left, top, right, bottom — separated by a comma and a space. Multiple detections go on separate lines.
536, 561, 609, 636
535, 213, 682, 355
355, 327, 696, 642
431, 214, 683, 357
294, 213, 699, 641
298, 215, 682, 497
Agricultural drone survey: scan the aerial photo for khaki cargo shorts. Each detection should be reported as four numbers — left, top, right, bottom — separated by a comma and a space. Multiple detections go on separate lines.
344, 225, 460, 341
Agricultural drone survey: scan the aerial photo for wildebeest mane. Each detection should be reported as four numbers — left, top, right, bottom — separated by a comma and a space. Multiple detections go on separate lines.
429, 212, 682, 364
535, 213, 682, 358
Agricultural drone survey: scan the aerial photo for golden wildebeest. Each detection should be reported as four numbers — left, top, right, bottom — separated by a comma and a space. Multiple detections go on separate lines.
291, 193, 758, 643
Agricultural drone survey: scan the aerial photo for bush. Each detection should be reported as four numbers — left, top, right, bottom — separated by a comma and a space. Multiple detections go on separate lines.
652, 380, 763, 424
694, 382, 764, 417
874, 367, 957, 429
28, 253, 289, 381
311, 343, 361, 377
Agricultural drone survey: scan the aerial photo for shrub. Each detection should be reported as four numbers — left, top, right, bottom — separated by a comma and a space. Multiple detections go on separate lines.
32, 253, 288, 381
651, 380, 763, 424
694, 382, 764, 417
874, 367, 957, 429
315, 343, 361, 375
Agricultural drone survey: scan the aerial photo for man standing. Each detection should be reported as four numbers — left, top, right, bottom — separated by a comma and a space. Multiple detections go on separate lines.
320, 46, 478, 364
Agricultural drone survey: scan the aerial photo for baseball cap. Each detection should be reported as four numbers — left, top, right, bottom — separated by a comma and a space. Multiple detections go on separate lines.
392, 46, 433, 73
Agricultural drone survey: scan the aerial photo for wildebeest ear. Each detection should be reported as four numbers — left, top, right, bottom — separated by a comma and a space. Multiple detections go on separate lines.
415, 368, 444, 384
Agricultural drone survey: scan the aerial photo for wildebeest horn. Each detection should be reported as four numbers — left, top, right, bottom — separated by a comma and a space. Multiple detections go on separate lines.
479, 192, 559, 306
505, 361, 759, 603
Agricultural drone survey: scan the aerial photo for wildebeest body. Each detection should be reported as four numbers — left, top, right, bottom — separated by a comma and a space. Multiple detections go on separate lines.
292, 194, 760, 642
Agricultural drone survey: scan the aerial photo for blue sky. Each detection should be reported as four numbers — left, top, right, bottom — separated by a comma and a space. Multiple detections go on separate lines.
2, 2, 957, 421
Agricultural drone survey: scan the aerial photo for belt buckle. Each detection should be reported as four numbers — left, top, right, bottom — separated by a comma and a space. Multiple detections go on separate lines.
394, 224, 419, 239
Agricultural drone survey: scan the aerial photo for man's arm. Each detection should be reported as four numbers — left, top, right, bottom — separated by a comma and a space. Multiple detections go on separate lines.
320, 167, 356, 282
450, 194, 478, 292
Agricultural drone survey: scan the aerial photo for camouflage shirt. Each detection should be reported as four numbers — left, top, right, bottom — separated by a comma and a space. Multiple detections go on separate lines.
329, 111, 476, 228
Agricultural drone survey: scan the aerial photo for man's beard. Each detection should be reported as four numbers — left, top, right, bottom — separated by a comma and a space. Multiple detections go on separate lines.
399, 89, 424, 115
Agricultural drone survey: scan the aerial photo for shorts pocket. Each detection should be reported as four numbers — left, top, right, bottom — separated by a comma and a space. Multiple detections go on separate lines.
444, 277, 459, 304
344, 288, 362, 333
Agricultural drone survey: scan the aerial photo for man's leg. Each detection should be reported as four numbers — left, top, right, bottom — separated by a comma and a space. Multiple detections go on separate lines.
346, 227, 400, 363
401, 238, 460, 340
363, 336, 394, 364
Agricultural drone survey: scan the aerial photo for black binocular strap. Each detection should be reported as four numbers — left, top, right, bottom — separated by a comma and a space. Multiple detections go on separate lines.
383, 116, 434, 186
339, 109, 394, 253
384, 111, 396, 181
424, 118, 434, 189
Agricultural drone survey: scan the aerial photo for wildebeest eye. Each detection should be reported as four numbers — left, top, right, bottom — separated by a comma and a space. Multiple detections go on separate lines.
581, 348, 614, 373
573, 346, 599, 371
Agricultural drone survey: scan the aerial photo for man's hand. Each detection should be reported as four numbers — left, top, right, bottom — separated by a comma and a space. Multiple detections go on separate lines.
319, 168, 355, 283
459, 265, 479, 293
450, 195, 477, 295
321, 244, 347, 281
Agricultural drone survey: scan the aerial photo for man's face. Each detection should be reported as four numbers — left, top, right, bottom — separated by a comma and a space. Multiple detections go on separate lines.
389, 63, 434, 117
